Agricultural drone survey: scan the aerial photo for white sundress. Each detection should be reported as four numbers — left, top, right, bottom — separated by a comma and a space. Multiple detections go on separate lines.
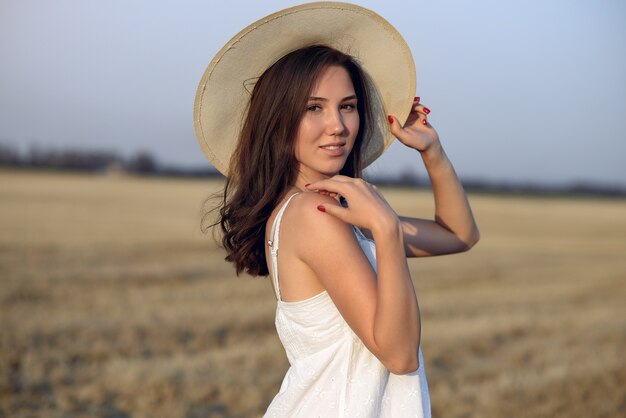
263, 193, 431, 418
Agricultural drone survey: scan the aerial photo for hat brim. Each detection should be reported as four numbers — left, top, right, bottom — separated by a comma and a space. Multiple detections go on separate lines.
193, 1, 416, 175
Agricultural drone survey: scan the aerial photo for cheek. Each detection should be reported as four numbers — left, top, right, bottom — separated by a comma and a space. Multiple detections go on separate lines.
348, 113, 360, 139
295, 118, 315, 142
294, 136, 306, 163
346, 114, 360, 154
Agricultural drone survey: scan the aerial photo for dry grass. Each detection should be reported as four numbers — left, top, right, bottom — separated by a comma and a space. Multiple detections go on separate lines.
1, 169, 625, 418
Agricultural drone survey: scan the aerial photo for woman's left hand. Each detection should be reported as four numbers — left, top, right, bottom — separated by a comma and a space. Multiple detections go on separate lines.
387, 97, 440, 153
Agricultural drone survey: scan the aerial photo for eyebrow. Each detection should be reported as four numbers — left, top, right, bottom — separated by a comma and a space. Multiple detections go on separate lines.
308, 95, 357, 102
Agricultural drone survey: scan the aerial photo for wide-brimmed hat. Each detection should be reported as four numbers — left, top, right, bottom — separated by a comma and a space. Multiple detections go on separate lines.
193, 1, 415, 175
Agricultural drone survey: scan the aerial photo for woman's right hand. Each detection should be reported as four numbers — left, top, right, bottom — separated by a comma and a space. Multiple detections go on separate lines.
305, 176, 400, 237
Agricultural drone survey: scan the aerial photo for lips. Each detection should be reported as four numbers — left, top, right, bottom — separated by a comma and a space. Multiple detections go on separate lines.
319, 143, 346, 156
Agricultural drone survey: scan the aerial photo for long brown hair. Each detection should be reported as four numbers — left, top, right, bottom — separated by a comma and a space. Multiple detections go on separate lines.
204, 45, 375, 276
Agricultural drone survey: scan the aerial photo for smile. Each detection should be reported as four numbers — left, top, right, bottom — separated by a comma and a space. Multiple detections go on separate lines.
319, 143, 346, 157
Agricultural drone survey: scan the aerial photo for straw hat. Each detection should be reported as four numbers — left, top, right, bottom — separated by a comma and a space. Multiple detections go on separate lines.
193, 1, 415, 175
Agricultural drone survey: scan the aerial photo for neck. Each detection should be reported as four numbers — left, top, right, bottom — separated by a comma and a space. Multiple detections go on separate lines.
294, 170, 333, 191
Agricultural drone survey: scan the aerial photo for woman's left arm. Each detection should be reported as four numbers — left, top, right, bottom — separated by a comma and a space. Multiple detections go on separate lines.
387, 98, 480, 257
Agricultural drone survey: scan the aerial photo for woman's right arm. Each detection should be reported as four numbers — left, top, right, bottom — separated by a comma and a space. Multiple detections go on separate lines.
295, 180, 420, 374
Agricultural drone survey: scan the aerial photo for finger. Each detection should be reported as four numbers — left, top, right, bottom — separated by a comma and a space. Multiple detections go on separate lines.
305, 176, 349, 190
306, 182, 347, 198
316, 189, 338, 198
306, 176, 356, 194
389, 112, 430, 139
387, 114, 410, 138
409, 105, 430, 127
328, 174, 354, 183
411, 103, 430, 116
316, 201, 350, 222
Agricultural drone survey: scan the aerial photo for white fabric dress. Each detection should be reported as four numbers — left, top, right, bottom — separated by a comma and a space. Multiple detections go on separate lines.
264, 193, 431, 418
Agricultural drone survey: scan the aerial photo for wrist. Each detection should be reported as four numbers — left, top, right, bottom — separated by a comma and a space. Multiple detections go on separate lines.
419, 141, 448, 168
370, 216, 403, 242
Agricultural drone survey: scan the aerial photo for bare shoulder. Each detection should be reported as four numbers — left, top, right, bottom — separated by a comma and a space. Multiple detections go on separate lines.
281, 192, 362, 264
284, 192, 351, 238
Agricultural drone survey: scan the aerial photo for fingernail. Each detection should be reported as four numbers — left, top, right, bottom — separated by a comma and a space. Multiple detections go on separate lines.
414, 97, 420, 102
387, 115, 393, 124
422, 119, 427, 125
423, 107, 430, 114
317, 205, 326, 212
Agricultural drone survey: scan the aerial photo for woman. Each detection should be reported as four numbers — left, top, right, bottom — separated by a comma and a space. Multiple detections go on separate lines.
194, 3, 479, 417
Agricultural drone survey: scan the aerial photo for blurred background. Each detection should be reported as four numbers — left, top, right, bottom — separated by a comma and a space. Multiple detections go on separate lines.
1, 1, 625, 417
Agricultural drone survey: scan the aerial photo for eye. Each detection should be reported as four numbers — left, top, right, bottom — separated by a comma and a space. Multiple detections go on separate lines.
307, 104, 322, 112
341, 102, 357, 111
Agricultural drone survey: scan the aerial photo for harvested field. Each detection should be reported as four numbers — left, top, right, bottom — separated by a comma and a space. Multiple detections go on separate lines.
1, 169, 625, 417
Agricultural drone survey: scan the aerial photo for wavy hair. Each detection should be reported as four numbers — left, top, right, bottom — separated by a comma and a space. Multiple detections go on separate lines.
203, 45, 375, 276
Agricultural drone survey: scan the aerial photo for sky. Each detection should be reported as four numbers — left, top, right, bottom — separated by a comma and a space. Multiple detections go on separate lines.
1, 0, 625, 186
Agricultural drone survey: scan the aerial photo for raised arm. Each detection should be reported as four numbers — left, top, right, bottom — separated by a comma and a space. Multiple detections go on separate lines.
299, 182, 420, 374
388, 98, 480, 257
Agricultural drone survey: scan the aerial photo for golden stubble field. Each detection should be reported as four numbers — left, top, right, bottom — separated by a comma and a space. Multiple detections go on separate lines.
1, 169, 625, 418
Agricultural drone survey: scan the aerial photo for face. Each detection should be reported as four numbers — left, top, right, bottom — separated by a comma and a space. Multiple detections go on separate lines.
294, 65, 359, 181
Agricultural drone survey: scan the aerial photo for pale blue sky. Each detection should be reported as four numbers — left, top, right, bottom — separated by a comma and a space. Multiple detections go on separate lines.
1, 0, 625, 186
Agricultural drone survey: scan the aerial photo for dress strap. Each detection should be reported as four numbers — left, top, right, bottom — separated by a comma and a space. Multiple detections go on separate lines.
268, 192, 301, 301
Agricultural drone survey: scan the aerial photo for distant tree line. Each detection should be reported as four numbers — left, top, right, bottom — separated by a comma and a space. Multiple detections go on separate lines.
1, 142, 623, 197
370, 173, 626, 198
0, 143, 221, 178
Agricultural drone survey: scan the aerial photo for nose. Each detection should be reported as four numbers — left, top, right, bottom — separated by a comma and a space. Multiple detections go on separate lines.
326, 110, 346, 136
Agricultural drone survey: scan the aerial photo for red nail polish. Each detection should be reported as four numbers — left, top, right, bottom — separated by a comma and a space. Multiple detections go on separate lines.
387, 115, 393, 124
423, 107, 430, 114
317, 205, 326, 212
414, 97, 420, 102
422, 119, 427, 125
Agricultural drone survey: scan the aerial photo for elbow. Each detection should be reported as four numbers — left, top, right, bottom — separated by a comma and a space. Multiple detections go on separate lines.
468, 230, 481, 249
460, 228, 480, 252
385, 353, 420, 375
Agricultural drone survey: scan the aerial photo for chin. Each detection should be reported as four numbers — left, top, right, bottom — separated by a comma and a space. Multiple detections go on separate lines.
328, 160, 350, 174
321, 165, 345, 177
